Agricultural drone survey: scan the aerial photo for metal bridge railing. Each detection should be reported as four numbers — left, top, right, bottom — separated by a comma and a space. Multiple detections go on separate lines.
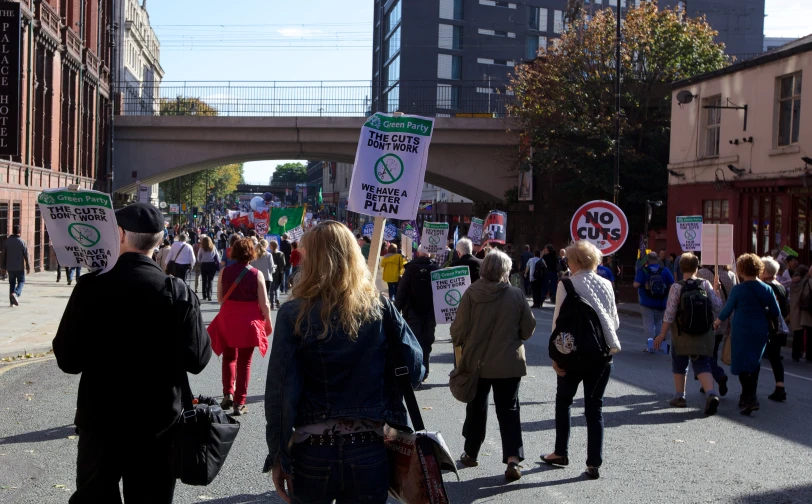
117, 80, 514, 118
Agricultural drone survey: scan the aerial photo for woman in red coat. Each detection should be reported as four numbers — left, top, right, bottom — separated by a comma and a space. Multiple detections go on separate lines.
208, 238, 272, 415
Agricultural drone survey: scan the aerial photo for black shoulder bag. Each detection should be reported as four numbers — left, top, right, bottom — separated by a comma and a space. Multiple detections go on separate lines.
165, 277, 241, 486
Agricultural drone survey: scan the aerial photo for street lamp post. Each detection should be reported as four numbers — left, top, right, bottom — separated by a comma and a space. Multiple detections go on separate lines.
643, 199, 663, 252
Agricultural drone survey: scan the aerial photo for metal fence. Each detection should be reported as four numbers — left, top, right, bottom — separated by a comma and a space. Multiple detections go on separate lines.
118, 80, 514, 118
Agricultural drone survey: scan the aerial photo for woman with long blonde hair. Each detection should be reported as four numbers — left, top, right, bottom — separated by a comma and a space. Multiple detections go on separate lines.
264, 221, 424, 504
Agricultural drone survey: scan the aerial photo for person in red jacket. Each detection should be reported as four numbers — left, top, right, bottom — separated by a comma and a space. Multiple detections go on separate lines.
289, 241, 303, 287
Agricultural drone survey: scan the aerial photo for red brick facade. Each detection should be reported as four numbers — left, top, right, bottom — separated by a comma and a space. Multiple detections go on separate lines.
0, 0, 112, 271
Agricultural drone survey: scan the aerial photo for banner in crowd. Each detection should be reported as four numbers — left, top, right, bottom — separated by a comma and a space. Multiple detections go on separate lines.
701, 224, 735, 266
570, 200, 628, 256
468, 217, 484, 245
264, 234, 281, 247
777, 245, 799, 264
384, 223, 398, 241
431, 266, 471, 324
362, 222, 375, 238
347, 112, 435, 219
288, 226, 305, 243
169, 204, 180, 215
483, 210, 507, 245
38, 188, 119, 274
231, 213, 251, 228
269, 206, 307, 236
401, 220, 419, 247
676, 216, 702, 252
421, 222, 449, 255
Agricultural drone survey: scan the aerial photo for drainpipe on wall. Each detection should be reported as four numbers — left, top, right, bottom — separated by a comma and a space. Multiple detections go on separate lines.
24, 15, 33, 168
108, 0, 117, 195
93, 0, 102, 191
76, 0, 85, 177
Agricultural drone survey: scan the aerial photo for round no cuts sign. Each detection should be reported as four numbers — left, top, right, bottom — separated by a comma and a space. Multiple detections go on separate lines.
431, 266, 472, 325
347, 113, 435, 220
38, 188, 120, 274
569, 200, 628, 256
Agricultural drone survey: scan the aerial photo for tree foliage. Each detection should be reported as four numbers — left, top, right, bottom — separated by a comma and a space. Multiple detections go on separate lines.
271, 162, 307, 184
159, 163, 245, 208
158, 97, 218, 116
510, 3, 729, 208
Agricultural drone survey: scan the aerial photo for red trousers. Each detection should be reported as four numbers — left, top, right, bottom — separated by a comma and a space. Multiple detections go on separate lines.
222, 346, 255, 406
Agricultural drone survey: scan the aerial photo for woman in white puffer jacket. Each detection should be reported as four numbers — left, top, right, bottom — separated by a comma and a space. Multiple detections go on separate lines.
540, 240, 620, 480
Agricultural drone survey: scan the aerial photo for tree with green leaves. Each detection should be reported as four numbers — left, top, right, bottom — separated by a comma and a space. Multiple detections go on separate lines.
159, 163, 245, 209
159, 97, 218, 116
510, 4, 728, 234
271, 162, 307, 184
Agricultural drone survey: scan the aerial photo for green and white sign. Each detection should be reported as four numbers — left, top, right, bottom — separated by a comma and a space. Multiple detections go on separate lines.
38, 188, 119, 274
421, 222, 449, 255
676, 215, 702, 252
347, 112, 435, 219
431, 266, 472, 324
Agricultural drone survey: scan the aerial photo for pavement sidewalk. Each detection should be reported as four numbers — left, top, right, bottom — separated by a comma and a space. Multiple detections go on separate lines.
0, 271, 73, 358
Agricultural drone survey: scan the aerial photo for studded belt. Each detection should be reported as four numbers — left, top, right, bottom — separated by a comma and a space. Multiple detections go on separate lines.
306, 431, 383, 446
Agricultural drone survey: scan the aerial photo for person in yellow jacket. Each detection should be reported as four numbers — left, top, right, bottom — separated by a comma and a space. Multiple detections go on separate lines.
380, 244, 406, 301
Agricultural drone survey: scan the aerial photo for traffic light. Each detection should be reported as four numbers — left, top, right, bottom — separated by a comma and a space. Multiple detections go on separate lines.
192, 207, 198, 219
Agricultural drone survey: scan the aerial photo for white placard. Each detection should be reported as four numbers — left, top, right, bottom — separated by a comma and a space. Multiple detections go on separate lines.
676, 216, 702, 252
38, 188, 120, 274
468, 217, 484, 245
431, 266, 472, 325
421, 222, 449, 255
347, 112, 435, 219
701, 224, 735, 266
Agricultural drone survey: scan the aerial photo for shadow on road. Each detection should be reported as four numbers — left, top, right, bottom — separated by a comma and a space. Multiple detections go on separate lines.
195, 491, 285, 503
0, 424, 75, 444
729, 483, 812, 503
447, 469, 588, 500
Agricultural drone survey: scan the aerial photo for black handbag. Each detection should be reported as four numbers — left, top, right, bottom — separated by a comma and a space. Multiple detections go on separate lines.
175, 375, 241, 486
165, 245, 183, 276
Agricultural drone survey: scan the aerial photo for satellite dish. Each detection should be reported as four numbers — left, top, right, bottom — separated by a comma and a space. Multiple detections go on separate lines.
676, 90, 695, 105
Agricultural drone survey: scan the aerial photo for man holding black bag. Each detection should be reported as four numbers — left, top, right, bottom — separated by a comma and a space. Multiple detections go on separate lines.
53, 202, 211, 504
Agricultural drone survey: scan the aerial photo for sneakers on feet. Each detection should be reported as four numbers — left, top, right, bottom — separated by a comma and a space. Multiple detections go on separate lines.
704, 394, 720, 416
669, 396, 687, 408
460, 452, 478, 467
505, 462, 522, 481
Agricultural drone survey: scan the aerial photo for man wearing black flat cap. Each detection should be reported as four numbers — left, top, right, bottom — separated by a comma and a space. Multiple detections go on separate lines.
53, 202, 212, 504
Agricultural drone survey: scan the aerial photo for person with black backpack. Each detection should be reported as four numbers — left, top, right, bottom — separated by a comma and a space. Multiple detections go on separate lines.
634, 251, 675, 348
395, 245, 441, 382
653, 253, 724, 416
542, 240, 620, 480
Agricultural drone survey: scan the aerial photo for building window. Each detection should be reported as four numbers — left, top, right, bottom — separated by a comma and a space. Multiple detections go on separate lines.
12, 202, 20, 230
385, 26, 401, 61
703, 96, 721, 158
480, 0, 516, 7
703, 200, 729, 225
438, 54, 462, 80
526, 36, 539, 59
528, 7, 548, 31
478, 29, 515, 38
440, 0, 463, 20
386, 0, 401, 33
777, 72, 802, 146
439, 24, 462, 50
0, 202, 8, 235
386, 85, 399, 113
437, 84, 459, 110
553, 10, 564, 34
386, 55, 400, 87
750, 195, 785, 255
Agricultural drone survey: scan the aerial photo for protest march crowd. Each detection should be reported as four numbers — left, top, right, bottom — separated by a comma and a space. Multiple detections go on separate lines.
14, 201, 802, 503
16, 110, 808, 503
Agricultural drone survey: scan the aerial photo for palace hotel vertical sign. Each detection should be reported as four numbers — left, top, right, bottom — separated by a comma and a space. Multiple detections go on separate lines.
0, 3, 20, 156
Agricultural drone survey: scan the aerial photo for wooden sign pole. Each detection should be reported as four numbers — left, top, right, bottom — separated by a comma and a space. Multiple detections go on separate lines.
366, 216, 387, 279
714, 223, 719, 278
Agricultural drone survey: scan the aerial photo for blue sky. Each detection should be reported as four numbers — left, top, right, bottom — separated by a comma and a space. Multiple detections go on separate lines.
146, 0, 811, 183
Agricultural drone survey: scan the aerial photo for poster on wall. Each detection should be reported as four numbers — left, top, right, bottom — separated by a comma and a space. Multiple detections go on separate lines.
0, 4, 21, 157
518, 171, 533, 201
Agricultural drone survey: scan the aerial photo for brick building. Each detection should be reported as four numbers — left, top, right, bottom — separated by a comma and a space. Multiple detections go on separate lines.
0, 0, 113, 272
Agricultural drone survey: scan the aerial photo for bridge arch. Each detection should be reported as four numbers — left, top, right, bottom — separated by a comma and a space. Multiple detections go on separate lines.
113, 116, 519, 203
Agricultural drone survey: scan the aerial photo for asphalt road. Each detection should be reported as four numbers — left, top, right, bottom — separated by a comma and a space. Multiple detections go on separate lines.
2, 294, 812, 504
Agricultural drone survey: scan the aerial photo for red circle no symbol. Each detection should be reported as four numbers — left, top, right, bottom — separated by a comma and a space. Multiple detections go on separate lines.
569, 200, 628, 256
